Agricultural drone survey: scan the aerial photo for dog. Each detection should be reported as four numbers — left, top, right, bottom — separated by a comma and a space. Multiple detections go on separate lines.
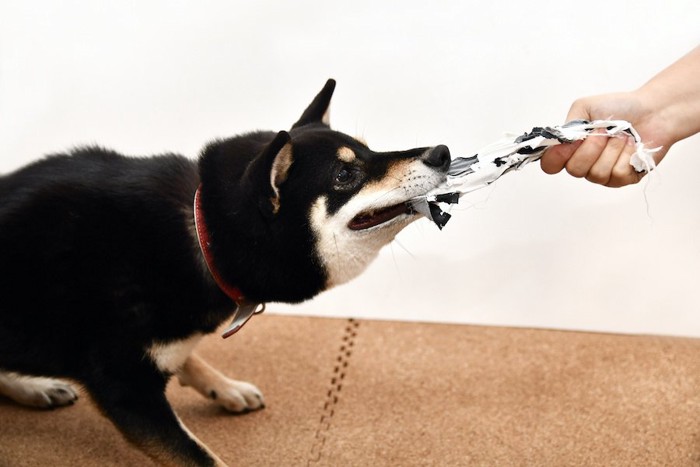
0, 79, 450, 466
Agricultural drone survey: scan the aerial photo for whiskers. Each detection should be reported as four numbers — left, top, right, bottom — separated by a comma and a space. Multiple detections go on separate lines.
369, 185, 402, 205
333, 232, 339, 260
392, 236, 416, 259
388, 237, 410, 283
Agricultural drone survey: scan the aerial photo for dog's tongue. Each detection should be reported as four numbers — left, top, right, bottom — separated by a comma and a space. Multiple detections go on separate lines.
348, 203, 411, 230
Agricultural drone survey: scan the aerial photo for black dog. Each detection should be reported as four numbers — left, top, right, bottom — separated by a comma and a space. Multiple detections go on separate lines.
0, 80, 450, 465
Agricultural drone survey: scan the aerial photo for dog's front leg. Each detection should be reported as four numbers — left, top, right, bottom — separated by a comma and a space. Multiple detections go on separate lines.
86, 364, 225, 467
177, 353, 264, 413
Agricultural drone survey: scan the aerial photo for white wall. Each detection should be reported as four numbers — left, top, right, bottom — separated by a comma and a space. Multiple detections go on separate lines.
1, 1, 699, 336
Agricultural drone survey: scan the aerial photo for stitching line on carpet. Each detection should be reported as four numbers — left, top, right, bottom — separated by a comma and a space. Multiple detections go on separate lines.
307, 318, 360, 465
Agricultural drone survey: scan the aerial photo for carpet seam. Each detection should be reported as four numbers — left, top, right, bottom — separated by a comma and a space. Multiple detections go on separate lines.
306, 318, 360, 465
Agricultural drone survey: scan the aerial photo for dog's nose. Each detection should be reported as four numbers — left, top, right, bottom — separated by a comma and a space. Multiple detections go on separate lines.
422, 145, 451, 170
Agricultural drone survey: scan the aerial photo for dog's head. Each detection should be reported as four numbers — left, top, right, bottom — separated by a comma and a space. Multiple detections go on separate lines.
199, 80, 449, 303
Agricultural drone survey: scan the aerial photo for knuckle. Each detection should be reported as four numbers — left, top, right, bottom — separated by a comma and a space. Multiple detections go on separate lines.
611, 164, 631, 181
607, 169, 641, 188
587, 134, 609, 151
585, 168, 609, 185
606, 178, 625, 188
565, 163, 586, 178
609, 134, 627, 149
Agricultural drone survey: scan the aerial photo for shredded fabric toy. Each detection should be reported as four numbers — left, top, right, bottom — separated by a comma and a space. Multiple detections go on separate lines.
410, 119, 660, 229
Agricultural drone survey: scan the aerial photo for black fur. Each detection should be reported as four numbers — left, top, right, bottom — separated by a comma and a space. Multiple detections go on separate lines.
0, 79, 447, 465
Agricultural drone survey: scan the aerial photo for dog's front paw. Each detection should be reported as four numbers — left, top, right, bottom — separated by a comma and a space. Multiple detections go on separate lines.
0, 373, 79, 409
208, 379, 265, 413
177, 354, 264, 414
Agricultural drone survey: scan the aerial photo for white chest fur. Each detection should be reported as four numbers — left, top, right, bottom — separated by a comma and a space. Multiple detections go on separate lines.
147, 334, 203, 374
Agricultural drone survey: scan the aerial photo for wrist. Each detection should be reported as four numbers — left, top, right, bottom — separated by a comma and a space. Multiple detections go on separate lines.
636, 48, 700, 144
634, 84, 689, 146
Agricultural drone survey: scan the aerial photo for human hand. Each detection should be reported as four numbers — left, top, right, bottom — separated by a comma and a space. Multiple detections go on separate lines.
540, 91, 673, 187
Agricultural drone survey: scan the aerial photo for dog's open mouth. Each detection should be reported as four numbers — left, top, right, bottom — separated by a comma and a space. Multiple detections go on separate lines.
348, 202, 414, 231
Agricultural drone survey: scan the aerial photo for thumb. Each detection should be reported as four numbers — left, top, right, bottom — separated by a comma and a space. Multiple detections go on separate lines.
565, 98, 592, 123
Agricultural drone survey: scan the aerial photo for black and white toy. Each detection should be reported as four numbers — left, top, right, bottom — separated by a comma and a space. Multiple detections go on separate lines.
411, 119, 659, 229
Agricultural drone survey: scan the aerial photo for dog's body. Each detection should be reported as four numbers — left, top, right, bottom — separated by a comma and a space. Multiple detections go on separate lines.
0, 80, 449, 465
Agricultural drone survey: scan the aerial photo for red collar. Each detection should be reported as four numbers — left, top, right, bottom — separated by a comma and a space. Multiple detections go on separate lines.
194, 185, 263, 338
194, 185, 245, 302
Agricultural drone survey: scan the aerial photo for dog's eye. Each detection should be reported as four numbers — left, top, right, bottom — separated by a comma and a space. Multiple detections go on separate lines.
336, 168, 353, 183
334, 166, 359, 187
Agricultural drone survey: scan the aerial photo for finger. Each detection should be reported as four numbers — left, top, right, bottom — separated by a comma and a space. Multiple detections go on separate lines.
607, 141, 644, 187
540, 140, 583, 174
565, 129, 608, 178
541, 98, 592, 175
585, 135, 628, 185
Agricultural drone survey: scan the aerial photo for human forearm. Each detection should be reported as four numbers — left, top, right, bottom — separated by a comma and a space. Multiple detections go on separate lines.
637, 46, 700, 144
541, 46, 700, 187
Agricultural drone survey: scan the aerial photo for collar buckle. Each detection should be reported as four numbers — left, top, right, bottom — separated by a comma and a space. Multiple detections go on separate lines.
221, 302, 266, 339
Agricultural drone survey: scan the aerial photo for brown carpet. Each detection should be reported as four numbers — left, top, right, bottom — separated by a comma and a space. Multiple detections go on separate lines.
1, 314, 699, 466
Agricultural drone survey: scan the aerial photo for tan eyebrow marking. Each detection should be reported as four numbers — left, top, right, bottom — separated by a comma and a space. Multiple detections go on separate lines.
354, 135, 368, 146
337, 146, 356, 163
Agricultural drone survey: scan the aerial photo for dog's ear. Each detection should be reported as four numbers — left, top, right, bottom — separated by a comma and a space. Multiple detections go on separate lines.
268, 132, 293, 214
292, 79, 336, 129
248, 131, 293, 216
